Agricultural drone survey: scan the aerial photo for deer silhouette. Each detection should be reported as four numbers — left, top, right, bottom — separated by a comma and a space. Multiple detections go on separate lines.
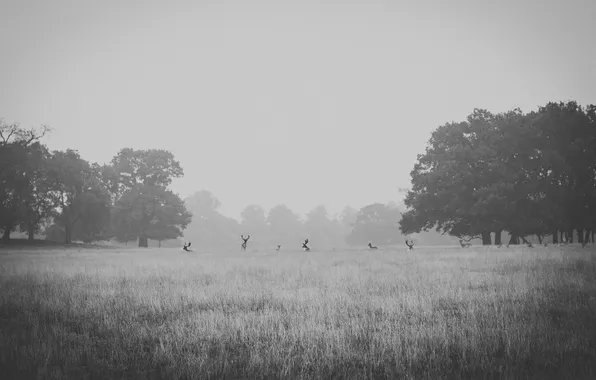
241, 235, 250, 251
521, 237, 533, 248
368, 242, 378, 250
405, 239, 414, 251
182, 242, 192, 252
302, 239, 310, 251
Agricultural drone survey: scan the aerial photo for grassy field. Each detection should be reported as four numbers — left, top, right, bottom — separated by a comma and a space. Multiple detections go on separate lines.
1, 244, 595, 380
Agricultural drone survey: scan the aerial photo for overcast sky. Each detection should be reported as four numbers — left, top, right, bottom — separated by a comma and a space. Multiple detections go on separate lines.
1, 0, 595, 220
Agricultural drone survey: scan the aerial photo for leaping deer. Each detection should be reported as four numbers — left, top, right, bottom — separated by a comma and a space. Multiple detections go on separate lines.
302, 238, 310, 251
182, 242, 192, 252
459, 239, 472, 248
521, 237, 533, 248
368, 242, 378, 250
405, 239, 414, 251
241, 235, 250, 251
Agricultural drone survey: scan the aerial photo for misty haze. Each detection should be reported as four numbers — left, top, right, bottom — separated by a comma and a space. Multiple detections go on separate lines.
1, 0, 595, 379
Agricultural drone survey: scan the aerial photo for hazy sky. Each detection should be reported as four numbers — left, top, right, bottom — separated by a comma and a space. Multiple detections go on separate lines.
2, 0, 595, 220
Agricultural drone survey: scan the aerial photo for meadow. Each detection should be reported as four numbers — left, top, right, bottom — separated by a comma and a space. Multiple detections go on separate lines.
1, 244, 595, 380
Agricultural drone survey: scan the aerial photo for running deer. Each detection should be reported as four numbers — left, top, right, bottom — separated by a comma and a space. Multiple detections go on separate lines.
182, 242, 192, 252
302, 239, 310, 251
405, 239, 414, 251
368, 242, 378, 250
241, 235, 250, 251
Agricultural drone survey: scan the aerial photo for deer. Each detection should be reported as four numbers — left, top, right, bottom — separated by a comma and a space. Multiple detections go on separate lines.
302, 238, 310, 251
368, 242, 378, 250
241, 235, 250, 251
459, 239, 472, 248
405, 239, 414, 251
521, 237, 533, 248
276, 245, 281, 251
182, 242, 192, 252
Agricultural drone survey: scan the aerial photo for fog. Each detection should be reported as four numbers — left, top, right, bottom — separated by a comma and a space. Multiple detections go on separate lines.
1, 0, 594, 220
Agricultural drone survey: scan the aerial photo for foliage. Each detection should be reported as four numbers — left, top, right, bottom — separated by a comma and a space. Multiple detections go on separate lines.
0, 120, 50, 240
109, 148, 191, 247
44, 150, 112, 243
400, 101, 596, 245
346, 203, 403, 246
183, 190, 239, 249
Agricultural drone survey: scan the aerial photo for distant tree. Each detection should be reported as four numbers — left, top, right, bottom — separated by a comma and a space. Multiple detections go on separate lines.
240, 204, 270, 246
347, 203, 402, 246
267, 204, 303, 246
183, 190, 240, 249
339, 205, 358, 230
304, 205, 337, 249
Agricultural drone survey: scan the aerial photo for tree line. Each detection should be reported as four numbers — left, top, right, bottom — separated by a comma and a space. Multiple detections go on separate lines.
1, 118, 452, 248
0, 120, 191, 246
399, 101, 596, 246
182, 195, 452, 250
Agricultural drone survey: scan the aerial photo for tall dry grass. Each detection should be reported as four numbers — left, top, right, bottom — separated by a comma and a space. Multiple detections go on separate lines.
1, 245, 595, 379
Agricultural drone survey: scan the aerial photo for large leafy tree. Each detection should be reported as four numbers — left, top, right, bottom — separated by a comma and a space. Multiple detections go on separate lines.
18, 144, 55, 240
528, 102, 596, 243
112, 185, 191, 246
110, 148, 191, 247
400, 102, 596, 246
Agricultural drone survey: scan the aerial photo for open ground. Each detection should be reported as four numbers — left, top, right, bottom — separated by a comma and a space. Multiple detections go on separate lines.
1, 245, 596, 379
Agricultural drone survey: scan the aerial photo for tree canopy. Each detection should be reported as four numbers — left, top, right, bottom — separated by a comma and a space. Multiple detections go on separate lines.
399, 101, 596, 245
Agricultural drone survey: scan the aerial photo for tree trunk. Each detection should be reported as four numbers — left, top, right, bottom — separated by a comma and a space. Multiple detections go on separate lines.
159, 240, 162, 248
494, 230, 502, 246
552, 229, 558, 244
567, 229, 574, 244
585, 229, 591, 244
138, 234, 149, 248
577, 228, 584, 244
481, 231, 491, 245
64, 225, 72, 244
537, 235, 543, 244
63, 222, 70, 244
2, 224, 12, 241
28, 223, 35, 241
592, 230, 595, 243
508, 234, 519, 245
